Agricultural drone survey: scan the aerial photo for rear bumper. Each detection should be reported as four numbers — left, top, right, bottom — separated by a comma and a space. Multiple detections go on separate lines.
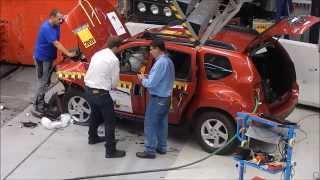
269, 88, 299, 118
257, 84, 299, 119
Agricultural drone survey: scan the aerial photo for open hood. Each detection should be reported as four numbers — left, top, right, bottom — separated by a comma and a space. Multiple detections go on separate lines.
245, 16, 320, 53
65, 0, 131, 60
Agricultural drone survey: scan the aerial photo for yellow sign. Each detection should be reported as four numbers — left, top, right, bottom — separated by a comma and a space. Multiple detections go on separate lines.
174, 81, 188, 91
56, 71, 85, 80
75, 25, 96, 48
253, 19, 274, 33
118, 81, 133, 90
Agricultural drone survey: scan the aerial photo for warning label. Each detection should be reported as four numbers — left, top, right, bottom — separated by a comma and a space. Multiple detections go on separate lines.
110, 81, 133, 113
74, 24, 96, 48
107, 11, 126, 36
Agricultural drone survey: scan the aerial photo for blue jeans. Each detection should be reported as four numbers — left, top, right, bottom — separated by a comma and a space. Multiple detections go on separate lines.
144, 95, 170, 155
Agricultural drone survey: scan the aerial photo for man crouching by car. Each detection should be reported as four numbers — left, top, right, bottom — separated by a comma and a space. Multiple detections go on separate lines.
84, 36, 126, 158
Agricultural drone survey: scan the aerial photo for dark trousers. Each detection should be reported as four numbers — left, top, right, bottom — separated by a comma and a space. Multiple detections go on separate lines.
85, 87, 116, 153
276, 0, 291, 20
310, 0, 320, 44
34, 59, 54, 110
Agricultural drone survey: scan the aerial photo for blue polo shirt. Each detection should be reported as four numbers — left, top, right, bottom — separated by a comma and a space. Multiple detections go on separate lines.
142, 54, 175, 97
34, 21, 60, 62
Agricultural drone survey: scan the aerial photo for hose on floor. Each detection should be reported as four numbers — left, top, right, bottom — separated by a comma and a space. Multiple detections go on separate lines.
65, 135, 238, 180
64, 96, 260, 180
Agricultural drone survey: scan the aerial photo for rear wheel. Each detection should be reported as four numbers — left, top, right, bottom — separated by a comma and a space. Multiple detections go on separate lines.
195, 111, 237, 154
64, 87, 91, 125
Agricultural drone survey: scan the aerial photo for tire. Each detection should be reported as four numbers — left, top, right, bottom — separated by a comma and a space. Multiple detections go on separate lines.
64, 87, 91, 126
195, 111, 238, 155
46, 92, 61, 119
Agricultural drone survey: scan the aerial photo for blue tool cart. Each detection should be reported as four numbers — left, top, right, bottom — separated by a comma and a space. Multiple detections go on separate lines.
234, 112, 298, 180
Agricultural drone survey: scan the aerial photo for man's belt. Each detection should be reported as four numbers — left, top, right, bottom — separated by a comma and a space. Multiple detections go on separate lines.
85, 86, 109, 94
151, 94, 170, 98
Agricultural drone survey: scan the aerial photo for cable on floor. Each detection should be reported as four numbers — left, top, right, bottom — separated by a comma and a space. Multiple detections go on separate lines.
65, 135, 237, 180
65, 96, 262, 179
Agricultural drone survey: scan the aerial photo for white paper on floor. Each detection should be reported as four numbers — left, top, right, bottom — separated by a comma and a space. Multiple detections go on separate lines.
41, 113, 73, 130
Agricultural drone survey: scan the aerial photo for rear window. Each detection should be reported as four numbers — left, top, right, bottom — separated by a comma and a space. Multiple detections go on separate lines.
204, 54, 232, 80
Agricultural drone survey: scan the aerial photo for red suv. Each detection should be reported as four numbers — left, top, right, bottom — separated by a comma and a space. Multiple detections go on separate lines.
55, 1, 320, 154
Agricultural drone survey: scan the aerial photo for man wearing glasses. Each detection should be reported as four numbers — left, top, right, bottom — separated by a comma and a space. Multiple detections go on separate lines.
137, 38, 175, 159
33, 9, 75, 114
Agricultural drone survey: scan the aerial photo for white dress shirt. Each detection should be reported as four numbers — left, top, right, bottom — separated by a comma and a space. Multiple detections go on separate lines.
84, 48, 120, 91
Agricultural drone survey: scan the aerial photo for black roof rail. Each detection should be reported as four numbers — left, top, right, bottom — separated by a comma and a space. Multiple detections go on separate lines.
223, 25, 259, 35
204, 40, 236, 51
139, 31, 235, 50
140, 31, 198, 47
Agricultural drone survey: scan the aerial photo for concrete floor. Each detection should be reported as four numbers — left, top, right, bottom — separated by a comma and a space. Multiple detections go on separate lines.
0, 66, 36, 126
0, 66, 319, 180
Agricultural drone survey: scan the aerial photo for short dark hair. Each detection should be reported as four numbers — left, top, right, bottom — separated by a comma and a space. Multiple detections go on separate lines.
151, 38, 166, 52
49, 9, 60, 17
107, 36, 123, 49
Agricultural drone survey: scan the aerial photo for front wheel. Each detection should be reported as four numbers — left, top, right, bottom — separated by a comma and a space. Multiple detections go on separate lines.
64, 87, 91, 125
195, 111, 237, 155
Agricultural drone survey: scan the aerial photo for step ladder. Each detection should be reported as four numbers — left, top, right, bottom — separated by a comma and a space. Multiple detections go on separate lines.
170, 0, 249, 45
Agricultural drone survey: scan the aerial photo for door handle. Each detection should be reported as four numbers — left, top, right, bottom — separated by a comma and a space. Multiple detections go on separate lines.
177, 91, 188, 106
134, 84, 143, 96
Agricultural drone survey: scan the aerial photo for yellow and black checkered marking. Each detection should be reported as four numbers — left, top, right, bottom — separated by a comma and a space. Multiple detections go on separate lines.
117, 81, 132, 90
170, 1, 187, 20
173, 81, 188, 91
171, 81, 188, 109
56, 71, 85, 80
169, 1, 199, 41
160, 29, 184, 36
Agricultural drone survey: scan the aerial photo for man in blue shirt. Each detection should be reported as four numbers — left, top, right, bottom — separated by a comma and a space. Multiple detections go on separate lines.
136, 38, 175, 159
33, 9, 75, 113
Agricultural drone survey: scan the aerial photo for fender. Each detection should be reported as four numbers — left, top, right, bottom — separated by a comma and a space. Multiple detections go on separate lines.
185, 85, 255, 122
55, 60, 87, 88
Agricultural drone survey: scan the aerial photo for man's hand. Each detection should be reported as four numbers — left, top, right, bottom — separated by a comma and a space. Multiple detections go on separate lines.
67, 51, 76, 58
53, 41, 76, 58
137, 74, 145, 80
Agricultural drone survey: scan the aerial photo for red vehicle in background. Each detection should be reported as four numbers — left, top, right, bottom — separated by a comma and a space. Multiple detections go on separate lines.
53, 0, 319, 153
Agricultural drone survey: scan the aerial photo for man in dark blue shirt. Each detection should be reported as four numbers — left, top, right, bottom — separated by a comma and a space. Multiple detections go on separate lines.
33, 9, 75, 113
276, 0, 293, 21
136, 38, 175, 159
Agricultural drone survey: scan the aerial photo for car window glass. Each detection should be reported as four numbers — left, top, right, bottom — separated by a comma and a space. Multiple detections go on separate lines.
167, 50, 191, 81
255, 47, 268, 55
204, 54, 232, 80
118, 46, 149, 74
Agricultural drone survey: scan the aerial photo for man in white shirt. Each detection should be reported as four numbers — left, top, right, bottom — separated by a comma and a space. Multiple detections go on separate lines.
84, 37, 125, 158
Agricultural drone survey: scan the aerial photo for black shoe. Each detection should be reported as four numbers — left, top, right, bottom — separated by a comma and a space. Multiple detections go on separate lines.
31, 109, 44, 118
34, 105, 45, 114
105, 150, 126, 158
156, 149, 167, 155
136, 151, 156, 159
88, 136, 105, 145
